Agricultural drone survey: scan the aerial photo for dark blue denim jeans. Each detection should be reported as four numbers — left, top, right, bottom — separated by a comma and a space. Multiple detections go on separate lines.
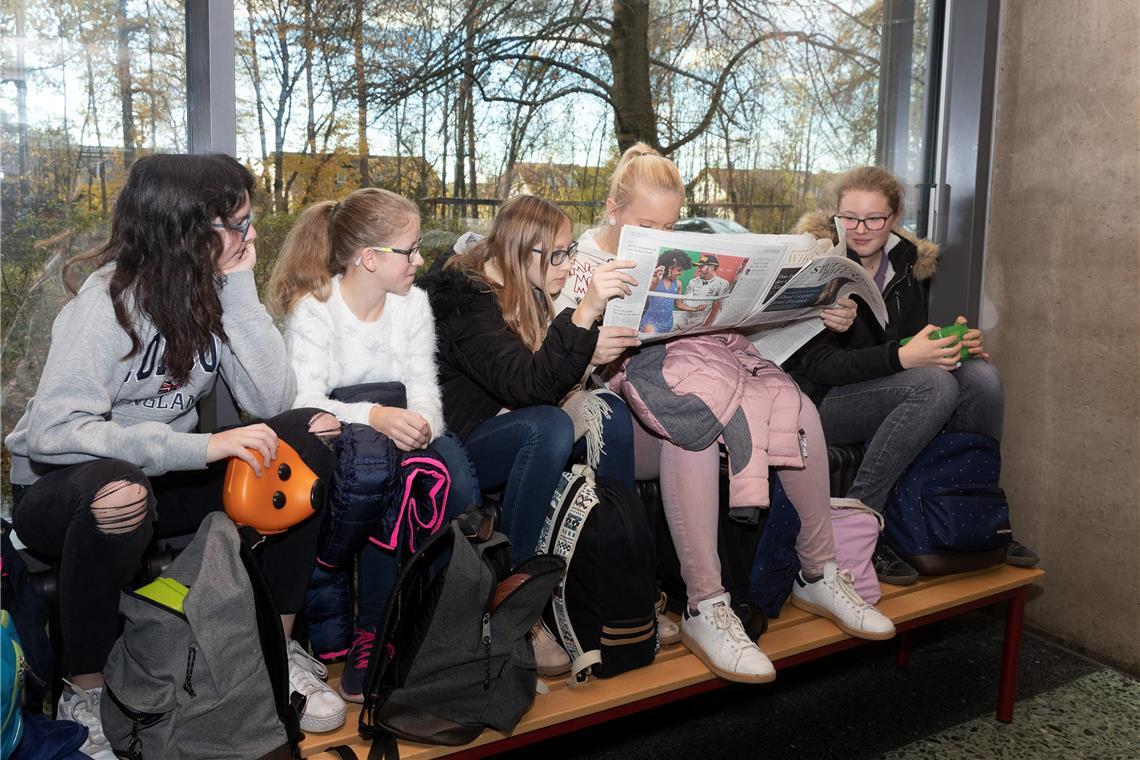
464, 395, 635, 566
818, 361, 1004, 511
357, 432, 481, 629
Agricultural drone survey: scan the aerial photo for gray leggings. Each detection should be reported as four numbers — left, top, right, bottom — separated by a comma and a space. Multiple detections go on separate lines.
817, 360, 1004, 511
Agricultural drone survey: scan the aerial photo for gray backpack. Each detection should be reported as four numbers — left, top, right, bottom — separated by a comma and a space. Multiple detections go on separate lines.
101, 512, 302, 759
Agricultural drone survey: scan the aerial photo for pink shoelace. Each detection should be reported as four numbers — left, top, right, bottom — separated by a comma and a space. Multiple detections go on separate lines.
351, 628, 375, 669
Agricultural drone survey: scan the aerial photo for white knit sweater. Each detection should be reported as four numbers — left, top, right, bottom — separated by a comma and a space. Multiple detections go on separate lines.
284, 276, 445, 437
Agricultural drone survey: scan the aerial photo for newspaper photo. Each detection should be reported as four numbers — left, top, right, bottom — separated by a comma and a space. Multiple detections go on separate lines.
558, 221, 887, 363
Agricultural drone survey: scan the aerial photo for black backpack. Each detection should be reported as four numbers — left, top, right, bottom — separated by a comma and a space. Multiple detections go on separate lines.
536, 466, 658, 683
353, 510, 563, 758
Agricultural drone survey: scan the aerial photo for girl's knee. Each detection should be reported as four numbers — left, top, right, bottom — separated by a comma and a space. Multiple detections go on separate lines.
90, 478, 153, 536
306, 410, 341, 440
528, 406, 574, 454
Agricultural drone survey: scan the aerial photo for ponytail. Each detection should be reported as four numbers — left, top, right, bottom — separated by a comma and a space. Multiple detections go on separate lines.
268, 188, 420, 316
607, 142, 685, 213
267, 201, 338, 316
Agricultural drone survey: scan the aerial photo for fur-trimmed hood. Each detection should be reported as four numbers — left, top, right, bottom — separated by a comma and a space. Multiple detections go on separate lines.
418, 254, 493, 325
793, 210, 939, 281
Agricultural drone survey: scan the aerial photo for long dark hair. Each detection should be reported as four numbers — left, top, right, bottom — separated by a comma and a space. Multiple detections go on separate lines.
63, 154, 255, 384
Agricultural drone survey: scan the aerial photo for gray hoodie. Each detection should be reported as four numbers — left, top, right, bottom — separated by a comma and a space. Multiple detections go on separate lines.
5, 265, 296, 485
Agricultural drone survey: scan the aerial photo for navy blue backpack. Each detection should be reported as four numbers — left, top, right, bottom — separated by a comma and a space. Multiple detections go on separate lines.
884, 432, 1012, 575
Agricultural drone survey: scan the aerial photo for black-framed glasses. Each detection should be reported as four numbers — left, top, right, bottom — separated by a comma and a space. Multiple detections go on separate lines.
836, 214, 891, 232
531, 240, 578, 266
366, 239, 423, 263
212, 211, 254, 241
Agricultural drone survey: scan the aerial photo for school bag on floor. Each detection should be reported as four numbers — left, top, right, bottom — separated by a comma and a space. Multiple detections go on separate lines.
101, 512, 303, 759
537, 466, 658, 683
352, 510, 563, 757
884, 432, 1012, 575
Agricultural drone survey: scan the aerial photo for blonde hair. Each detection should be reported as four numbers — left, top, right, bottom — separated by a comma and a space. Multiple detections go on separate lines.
835, 166, 905, 216
446, 194, 571, 351
608, 142, 686, 212
268, 187, 419, 315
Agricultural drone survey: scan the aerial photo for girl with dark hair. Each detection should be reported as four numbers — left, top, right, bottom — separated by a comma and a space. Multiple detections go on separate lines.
420, 194, 640, 676
5, 154, 347, 755
268, 187, 480, 702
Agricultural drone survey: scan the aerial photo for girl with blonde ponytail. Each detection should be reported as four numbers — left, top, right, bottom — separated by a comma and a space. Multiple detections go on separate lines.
565, 144, 895, 685
269, 187, 481, 702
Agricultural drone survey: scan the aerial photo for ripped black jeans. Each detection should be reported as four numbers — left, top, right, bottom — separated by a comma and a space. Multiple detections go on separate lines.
11, 408, 336, 676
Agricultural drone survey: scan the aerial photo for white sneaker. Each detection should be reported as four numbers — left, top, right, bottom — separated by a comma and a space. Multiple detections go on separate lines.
791, 561, 896, 641
287, 639, 347, 733
680, 593, 775, 684
57, 680, 117, 760
531, 622, 571, 677
655, 592, 681, 646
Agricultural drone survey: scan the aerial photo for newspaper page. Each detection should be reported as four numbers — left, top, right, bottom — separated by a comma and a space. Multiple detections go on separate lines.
599, 224, 885, 349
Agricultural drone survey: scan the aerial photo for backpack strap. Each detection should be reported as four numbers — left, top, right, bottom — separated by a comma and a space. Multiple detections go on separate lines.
537, 467, 603, 685
237, 525, 304, 755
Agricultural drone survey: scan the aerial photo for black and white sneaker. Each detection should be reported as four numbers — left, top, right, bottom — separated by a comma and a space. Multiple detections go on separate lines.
872, 538, 918, 586
1005, 540, 1040, 567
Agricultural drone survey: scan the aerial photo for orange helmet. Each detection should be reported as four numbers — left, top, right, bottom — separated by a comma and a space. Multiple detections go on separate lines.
222, 440, 326, 534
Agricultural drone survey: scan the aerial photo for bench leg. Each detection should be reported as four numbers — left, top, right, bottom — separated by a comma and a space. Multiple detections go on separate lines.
895, 629, 912, 668
996, 587, 1027, 723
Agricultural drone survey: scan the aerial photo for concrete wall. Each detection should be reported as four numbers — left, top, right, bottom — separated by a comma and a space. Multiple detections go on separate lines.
983, 0, 1140, 673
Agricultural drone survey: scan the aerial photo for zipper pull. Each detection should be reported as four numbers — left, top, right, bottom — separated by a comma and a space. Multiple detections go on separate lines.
798, 429, 809, 460
183, 644, 197, 697
482, 613, 492, 690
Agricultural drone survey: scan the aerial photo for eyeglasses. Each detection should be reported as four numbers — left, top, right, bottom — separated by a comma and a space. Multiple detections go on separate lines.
212, 212, 254, 241
531, 240, 578, 266
836, 214, 891, 232
355, 239, 423, 266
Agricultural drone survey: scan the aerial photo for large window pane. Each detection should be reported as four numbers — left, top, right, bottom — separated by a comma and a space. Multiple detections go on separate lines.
234, 0, 940, 279
0, 0, 187, 507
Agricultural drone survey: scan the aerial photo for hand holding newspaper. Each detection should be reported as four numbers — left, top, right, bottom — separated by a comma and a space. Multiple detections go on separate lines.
556, 221, 887, 364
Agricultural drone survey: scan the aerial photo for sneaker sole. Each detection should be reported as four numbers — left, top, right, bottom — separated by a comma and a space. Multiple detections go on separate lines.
659, 630, 682, 647
337, 683, 365, 703
679, 631, 776, 684
537, 662, 572, 678
877, 571, 919, 586
789, 596, 896, 641
1004, 555, 1039, 568
299, 708, 348, 733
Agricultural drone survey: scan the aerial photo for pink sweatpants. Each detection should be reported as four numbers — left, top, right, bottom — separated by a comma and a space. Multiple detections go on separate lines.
632, 390, 836, 605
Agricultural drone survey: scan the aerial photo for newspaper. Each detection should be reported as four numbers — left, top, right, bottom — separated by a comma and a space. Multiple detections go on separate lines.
557, 222, 887, 364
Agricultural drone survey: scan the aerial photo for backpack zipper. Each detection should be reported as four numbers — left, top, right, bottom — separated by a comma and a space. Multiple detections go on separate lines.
183, 643, 198, 697
481, 612, 492, 690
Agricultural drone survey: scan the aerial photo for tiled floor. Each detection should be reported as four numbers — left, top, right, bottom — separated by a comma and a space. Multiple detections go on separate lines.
506, 612, 1137, 759
884, 669, 1140, 759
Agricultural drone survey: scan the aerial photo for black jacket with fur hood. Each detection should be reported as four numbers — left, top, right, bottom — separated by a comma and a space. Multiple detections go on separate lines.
784, 211, 940, 404
419, 254, 599, 440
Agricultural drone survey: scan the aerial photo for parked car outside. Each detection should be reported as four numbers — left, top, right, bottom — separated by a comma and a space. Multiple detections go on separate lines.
673, 217, 751, 234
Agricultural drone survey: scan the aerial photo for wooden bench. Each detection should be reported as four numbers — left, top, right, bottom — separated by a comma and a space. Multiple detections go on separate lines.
300, 564, 1044, 759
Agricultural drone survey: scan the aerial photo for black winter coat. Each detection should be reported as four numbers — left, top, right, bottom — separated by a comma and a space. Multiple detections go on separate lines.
419, 256, 599, 440
785, 237, 930, 405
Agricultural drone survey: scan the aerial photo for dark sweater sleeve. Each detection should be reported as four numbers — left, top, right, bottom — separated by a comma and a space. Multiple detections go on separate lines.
444, 303, 598, 408
793, 330, 903, 388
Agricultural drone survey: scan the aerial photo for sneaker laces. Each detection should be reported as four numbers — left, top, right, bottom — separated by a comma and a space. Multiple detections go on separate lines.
61, 679, 109, 748
288, 660, 328, 697
710, 603, 753, 650
350, 628, 375, 670
287, 639, 328, 679
830, 567, 872, 612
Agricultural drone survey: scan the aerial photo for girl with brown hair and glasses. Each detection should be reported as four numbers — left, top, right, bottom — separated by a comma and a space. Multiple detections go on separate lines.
420, 194, 639, 676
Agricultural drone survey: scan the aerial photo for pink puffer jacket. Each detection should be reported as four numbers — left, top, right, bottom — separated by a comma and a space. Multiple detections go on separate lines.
610, 332, 804, 511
